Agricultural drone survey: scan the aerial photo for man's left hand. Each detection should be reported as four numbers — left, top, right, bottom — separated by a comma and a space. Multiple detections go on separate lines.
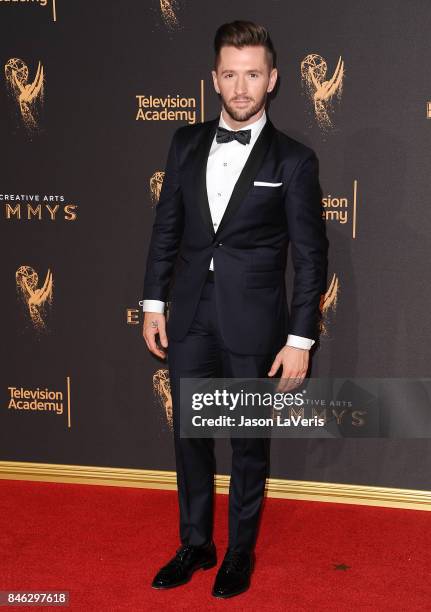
267, 346, 309, 392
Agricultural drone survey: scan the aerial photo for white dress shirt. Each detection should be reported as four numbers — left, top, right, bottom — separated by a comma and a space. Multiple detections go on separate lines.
143, 110, 315, 350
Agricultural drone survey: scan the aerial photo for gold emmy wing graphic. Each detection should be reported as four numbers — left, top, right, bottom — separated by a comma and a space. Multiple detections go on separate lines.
153, 368, 173, 429
5, 58, 45, 131
160, 0, 179, 29
319, 272, 339, 335
150, 171, 165, 207
301, 54, 344, 131
16, 265, 53, 331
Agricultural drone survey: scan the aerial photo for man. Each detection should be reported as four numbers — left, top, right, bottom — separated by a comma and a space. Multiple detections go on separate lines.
142, 20, 328, 598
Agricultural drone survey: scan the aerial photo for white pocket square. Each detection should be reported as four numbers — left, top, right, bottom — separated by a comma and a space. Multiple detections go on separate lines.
253, 181, 283, 187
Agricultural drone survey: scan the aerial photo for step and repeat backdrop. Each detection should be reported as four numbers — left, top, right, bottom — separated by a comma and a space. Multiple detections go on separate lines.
1, 0, 431, 490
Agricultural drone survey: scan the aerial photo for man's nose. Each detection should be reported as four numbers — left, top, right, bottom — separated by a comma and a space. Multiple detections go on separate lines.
234, 77, 248, 96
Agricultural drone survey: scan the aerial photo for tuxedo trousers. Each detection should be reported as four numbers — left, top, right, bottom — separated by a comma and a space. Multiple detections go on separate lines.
167, 272, 281, 553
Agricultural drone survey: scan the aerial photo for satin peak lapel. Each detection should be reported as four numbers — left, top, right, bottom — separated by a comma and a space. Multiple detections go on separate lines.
194, 119, 219, 237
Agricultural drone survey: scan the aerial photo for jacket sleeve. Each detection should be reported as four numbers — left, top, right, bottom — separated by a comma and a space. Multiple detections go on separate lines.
142, 128, 184, 302
284, 152, 329, 340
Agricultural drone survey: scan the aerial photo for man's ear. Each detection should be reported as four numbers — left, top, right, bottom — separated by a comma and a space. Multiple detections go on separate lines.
211, 70, 220, 94
267, 68, 278, 93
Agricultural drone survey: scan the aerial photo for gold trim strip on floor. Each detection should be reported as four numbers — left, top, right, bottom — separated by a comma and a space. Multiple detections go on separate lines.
0, 461, 430, 511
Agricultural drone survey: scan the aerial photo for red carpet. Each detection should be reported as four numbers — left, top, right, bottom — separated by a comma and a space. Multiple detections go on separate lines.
0, 480, 431, 610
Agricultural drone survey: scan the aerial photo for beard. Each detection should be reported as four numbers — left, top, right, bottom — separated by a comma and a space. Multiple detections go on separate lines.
220, 91, 267, 123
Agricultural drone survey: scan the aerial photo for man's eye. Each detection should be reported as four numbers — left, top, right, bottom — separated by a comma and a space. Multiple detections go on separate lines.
249, 73, 258, 78
224, 73, 233, 78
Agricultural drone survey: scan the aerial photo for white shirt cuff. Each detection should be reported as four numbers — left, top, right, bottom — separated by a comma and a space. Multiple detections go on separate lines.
142, 299, 165, 313
286, 334, 315, 350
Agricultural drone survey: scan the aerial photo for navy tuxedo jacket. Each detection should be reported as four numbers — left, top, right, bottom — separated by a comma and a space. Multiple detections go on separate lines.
142, 116, 329, 355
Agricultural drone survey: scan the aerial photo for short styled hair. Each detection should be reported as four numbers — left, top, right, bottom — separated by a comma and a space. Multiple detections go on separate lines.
214, 20, 276, 70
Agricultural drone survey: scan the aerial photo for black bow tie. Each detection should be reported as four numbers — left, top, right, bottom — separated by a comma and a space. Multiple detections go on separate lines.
216, 126, 251, 145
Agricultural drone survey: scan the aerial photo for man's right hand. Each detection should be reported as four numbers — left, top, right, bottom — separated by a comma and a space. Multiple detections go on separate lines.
143, 312, 168, 359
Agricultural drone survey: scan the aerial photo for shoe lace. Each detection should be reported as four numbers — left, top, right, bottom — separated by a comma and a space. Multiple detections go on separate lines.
169, 544, 195, 568
221, 550, 247, 573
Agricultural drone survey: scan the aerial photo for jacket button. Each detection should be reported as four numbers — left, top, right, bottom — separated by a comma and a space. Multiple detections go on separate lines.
217, 242, 223, 247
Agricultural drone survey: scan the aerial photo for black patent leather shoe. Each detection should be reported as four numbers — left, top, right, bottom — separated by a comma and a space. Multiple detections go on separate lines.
211, 548, 254, 598
151, 541, 217, 589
